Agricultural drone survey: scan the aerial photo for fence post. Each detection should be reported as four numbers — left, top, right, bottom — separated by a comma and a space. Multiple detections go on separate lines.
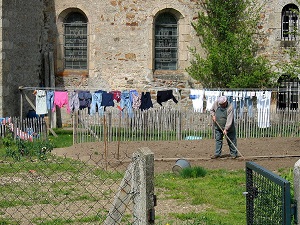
104, 147, 155, 224
294, 159, 300, 224
132, 147, 155, 224
176, 110, 182, 140
73, 110, 78, 145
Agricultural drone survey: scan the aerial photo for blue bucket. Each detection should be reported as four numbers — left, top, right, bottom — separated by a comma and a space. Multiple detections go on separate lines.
172, 159, 191, 174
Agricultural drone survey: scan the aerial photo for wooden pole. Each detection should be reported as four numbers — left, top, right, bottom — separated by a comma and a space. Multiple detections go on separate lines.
104, 114, 108, 170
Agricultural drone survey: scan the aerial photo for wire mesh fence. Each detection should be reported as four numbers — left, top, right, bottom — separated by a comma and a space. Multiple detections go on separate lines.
245, 161, 294, 225
0, 147, 155, 225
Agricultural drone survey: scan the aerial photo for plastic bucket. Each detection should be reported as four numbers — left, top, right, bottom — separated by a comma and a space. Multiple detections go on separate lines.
172, 159, 191, 174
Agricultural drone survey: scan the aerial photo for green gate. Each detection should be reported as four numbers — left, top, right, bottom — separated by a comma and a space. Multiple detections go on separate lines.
245, 161, 297, 225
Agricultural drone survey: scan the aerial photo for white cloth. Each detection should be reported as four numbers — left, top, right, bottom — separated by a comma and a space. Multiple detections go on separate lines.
190, 89, 204, 112
205, 91, 220, 111
36, 90, 48, 115
256, 91, 271, 128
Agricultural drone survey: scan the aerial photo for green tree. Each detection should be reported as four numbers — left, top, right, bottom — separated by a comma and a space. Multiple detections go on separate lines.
187, 0, 277, 88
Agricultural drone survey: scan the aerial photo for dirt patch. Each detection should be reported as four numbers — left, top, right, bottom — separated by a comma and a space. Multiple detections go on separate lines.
52, 137, 300, 173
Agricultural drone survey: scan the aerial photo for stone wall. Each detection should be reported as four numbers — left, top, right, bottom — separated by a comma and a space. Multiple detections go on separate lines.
52, 0, 299, 91
0, 0, 56, 117
53, 0, 201, 91
257, 0, 300, 70
0, 0, 298, 124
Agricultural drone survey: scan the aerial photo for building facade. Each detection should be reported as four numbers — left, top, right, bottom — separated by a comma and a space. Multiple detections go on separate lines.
0, 0, 299, 119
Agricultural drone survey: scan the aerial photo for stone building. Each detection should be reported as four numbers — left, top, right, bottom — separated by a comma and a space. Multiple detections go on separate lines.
0, 0, 299, 121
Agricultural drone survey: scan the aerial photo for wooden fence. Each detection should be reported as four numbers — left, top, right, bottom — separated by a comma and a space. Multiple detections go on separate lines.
73, 107, 300, 144
0, 117, 47, 141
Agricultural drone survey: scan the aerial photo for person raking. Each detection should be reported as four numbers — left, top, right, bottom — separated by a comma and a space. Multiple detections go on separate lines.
210, 96, 238, 159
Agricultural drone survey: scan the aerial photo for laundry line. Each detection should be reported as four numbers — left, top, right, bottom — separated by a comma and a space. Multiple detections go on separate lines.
19, 85, 295, 93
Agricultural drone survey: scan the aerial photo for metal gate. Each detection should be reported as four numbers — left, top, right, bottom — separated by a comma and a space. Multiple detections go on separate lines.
245, 161, 297, 225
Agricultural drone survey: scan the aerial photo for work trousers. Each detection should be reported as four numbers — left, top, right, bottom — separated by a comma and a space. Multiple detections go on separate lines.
214, 128, 237, 157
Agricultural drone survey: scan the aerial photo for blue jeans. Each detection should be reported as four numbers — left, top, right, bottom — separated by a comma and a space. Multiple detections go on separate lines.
90, 92, 104, 116
46, 91, 54, 110
120, 91, 133, 118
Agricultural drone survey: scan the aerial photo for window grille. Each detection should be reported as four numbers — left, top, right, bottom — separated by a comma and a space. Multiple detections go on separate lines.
64, 12, 88, 69
277, 74, 299, 110
282, 4, 299, 41
155, 13, 178, 70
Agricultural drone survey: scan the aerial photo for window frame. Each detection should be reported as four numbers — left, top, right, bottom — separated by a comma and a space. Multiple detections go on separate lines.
63, 12, 88, 70
154, 12, 179, 70
281, 4, 299, 41
277, 74, 299, 110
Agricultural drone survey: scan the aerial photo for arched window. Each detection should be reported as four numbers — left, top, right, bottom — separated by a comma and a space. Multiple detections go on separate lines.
277, 74, 299, 109
282, 4, 299, 41
154, 13, 178, 70
64, 12, 88, 69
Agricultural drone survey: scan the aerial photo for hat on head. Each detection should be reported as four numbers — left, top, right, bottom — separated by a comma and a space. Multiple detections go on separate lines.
218, 96, 227, 104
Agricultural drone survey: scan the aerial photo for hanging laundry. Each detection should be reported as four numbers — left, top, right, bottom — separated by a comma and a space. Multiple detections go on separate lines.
120, 90, 133, 117
190, 89, 204, 113
157, 90, 178, 106
205, 91, 220, 111
52, 91, 70, 113
130, 90, 141, 109
78, 91, 92, 110
16, 127, 33, 142
35, 90, 47, 115
46, 90, 54, 111
238, 91, 247, 118
245, 91, 255, 118
256, 91, 271, 128
223, 91, 233, 103
110, 90, 121, 102
90, 92, 103, 116
101, 91, 114, 107
69, 91, 80, 112
139, 92, 153, 111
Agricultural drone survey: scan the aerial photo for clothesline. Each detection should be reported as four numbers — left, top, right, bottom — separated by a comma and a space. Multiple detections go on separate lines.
19, 86, 298, 92
19, 86, 275, 130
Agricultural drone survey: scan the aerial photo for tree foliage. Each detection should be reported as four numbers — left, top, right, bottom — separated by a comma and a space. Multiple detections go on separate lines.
186, 0, 277, 88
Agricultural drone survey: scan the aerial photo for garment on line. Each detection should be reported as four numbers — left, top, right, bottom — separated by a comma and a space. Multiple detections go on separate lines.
157, 90, 178, 106
35, 90, 47, 115
52, 91, 70, 113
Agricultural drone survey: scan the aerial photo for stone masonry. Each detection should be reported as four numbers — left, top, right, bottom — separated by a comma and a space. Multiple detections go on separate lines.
0, 0, 298, 125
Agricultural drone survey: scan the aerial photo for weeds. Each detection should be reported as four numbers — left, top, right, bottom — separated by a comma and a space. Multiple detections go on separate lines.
180, 166, 207, 178
1, 132, 53, 161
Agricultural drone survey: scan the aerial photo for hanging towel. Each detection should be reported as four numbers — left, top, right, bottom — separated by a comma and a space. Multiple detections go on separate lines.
205, 91, 220, 111
256, 91, 271, 128
190, 89, 204, 113
35, 90, 47, 115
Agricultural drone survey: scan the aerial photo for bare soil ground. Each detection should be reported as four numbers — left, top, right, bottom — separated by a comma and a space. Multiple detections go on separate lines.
53, 137, 300, 173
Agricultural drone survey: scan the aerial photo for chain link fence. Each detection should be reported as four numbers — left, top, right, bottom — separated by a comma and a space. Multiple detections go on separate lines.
0, 147, 155, 224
